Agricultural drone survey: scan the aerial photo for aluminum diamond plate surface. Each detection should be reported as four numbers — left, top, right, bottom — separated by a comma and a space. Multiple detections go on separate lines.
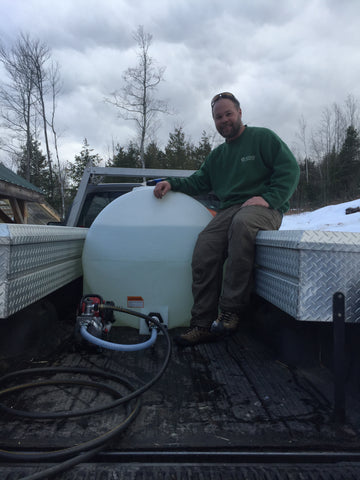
255, 230, 360, 322
0, 224, 87, 318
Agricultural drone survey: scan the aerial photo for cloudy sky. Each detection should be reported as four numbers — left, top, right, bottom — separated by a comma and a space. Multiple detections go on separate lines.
0, 0, 360, 168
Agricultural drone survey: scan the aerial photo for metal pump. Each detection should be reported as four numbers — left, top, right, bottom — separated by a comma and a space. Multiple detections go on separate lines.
75, 294, 162, 352
75, 295, 115, 342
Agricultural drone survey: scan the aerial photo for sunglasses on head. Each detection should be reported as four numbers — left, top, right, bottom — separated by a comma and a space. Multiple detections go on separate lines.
211, 92, 237, 108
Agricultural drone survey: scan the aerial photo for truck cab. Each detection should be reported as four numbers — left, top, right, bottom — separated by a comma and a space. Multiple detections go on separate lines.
64, 166, 219, 227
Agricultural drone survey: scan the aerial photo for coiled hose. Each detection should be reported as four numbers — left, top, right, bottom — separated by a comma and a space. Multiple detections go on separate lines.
0, 305, 172, 480
81, 322, 158, 351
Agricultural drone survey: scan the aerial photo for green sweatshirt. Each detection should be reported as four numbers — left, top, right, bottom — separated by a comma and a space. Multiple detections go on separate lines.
168, 126, 300, 213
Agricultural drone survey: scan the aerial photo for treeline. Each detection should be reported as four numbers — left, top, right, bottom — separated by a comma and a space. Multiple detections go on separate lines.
18, 115, 360, 217
9, 104, 360, 218
58, 128, 213, 212
293, 125, 360, 210
291, 95, 360, 211
106, 127, 213, 172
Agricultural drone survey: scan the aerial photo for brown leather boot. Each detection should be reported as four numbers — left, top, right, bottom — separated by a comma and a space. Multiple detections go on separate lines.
174, 326, 220, 346
211, 311, 240, 333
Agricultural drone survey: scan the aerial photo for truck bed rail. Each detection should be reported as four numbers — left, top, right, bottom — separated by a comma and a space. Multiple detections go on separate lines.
0, 224, 87, 318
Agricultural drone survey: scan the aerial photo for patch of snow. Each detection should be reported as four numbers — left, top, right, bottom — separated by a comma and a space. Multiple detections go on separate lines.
281, 199, 360, 232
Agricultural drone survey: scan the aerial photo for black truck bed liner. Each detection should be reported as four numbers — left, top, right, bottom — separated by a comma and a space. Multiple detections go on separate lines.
1, 322, 360, 478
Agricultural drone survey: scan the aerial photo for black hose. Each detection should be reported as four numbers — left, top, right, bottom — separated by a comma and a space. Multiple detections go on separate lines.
0, 364, 159, 419
0, 307, 171, 420
0, 306, 172, 479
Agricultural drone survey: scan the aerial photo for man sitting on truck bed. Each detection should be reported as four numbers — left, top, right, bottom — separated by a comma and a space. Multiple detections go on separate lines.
154, 92, 300, 346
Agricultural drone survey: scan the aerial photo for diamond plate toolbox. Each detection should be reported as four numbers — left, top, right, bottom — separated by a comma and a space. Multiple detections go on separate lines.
0, 224, 87, 318
255, 230, 360, 322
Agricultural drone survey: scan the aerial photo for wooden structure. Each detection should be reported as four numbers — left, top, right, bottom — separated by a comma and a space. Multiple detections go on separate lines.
0, 162, 60, 224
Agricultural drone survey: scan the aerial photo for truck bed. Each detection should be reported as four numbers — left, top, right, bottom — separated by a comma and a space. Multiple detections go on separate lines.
1, 309, 360, 478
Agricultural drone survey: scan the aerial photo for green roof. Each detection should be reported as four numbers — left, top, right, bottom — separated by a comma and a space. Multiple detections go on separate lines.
0, 162, 43, 194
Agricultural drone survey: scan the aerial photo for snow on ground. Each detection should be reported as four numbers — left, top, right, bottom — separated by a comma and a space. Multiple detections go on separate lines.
281, 198, 360, 232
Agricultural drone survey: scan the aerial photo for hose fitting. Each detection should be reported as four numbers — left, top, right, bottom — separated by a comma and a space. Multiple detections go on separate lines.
147, 312, 165, 332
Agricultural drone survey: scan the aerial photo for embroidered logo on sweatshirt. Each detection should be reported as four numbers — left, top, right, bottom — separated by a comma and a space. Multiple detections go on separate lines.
241, 155, 256, 163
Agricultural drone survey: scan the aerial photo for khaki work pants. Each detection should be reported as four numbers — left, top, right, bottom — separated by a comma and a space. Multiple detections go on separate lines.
190, 204, 283, 328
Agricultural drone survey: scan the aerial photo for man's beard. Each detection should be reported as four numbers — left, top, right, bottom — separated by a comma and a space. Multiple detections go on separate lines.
219, 118, 242, 140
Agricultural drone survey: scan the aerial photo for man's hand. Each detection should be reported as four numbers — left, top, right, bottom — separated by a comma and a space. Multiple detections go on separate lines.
154, 180, 172, 198
242, 196, 269, 208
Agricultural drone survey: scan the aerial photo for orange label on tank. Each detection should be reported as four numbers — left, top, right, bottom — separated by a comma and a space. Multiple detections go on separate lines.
127, 296, 144, 308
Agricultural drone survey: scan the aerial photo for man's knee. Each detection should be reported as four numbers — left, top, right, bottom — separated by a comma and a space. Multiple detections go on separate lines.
232, 205, 281, 231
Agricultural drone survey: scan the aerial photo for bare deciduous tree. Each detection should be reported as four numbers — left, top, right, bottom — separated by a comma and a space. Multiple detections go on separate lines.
296, 115, 309, 183
0, 33, 64, 210
46, 61, 66, 217
345, 94, 360, 131
0, 35, 37, 180
296, 95, 360, 206
24, 35, 55, 195
105, 25, 170, 169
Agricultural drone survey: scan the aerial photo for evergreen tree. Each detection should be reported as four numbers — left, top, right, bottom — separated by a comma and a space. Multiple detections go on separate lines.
67, 139, 101, 193
105, 141, 141, 182
320, 147, 338, 204
293, 158, 323, 209
16, 137, 51, 199
145, 141, 166, 169
307, 160, 324, 206
326, 147, 340, 202
164, 127, 193, 169
193, 131, 212, 169
336, 126, 360, 200
108, 141, 140, 169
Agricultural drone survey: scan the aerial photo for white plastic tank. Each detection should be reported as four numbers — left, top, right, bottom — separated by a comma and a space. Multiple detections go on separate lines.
82, 186, 213, 329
